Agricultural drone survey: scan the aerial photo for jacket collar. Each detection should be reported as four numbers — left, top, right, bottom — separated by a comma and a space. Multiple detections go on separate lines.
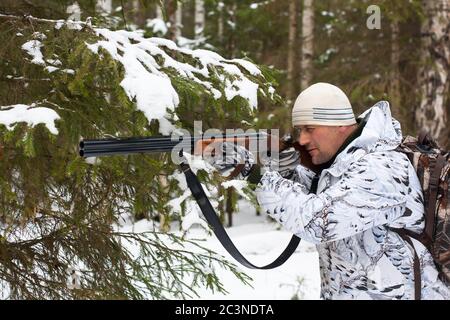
323, 101, 402, 178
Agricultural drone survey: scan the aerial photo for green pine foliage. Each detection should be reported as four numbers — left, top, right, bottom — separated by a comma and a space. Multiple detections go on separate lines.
0, 10, 280, 299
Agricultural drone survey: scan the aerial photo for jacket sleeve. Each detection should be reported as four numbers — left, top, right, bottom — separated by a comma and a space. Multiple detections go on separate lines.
291, 164, 315, 190
255, 152, 411, 243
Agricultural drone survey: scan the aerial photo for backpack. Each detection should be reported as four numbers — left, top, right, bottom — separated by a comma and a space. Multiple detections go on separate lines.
395, 132, 450, 298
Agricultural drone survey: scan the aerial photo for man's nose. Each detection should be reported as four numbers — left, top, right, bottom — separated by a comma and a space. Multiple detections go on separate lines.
298, 132, 309, 146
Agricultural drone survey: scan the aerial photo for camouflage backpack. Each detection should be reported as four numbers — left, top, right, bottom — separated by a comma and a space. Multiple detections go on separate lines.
395, 132, 450, 298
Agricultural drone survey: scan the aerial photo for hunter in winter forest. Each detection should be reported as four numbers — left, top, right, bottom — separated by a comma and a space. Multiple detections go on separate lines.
0, 0, 449, 301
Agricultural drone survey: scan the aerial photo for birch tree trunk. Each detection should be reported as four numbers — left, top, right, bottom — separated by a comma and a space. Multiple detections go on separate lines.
415, 0, 450, 148
67, 1, 81, 21
195, 0, 205, 39
228, 2, 237, 58
175, 1, 182, 39
156, 4, 163, 20
300, 0, 314, 90
287, 0, 298, 100
218, 2, 224, 44
96, 0, 112, 14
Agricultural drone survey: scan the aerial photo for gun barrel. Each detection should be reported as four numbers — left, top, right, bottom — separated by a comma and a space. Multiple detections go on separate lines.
79, 132, 268, 158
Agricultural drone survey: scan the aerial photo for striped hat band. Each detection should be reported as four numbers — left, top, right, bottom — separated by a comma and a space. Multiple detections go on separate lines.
292, 107, 356, 126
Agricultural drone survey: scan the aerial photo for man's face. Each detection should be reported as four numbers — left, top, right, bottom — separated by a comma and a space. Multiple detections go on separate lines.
294, 125, 342, 165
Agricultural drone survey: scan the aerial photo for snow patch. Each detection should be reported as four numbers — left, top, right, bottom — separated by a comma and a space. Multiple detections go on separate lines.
86, 28, 263, 131
22, 40, 45, 66
231, 59, 261, 76
45, 66, 59, 73
146, 18, 167, 35
222, 180, 250, 200
0, 104, 60, 134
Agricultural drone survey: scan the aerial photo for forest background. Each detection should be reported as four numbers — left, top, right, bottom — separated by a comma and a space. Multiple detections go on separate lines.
0, 0, 448, 299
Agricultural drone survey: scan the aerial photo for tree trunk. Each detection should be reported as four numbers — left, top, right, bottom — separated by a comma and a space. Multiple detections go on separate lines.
300, 0, 314, 90
156, 4, 163, 20
175, 1, 182, 39
167, 0, 178, 41
287, 0, 298, 100
226, 188, 233, 227
218, 2, 224, 45
67, 1, 81, 21
195, 0, 205, 39
158, 175, 171, 232
96, 0, 112, 14
390, 20, 401, 117
228, 2, 237, 58
132, 0, 146, 27
415, 0, 450, 148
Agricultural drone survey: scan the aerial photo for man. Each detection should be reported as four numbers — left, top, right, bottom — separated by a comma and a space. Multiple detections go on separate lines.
253, 82, 450, 299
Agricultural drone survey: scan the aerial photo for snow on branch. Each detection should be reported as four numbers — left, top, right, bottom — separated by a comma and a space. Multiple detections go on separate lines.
86, 28, 266, 133
0, 104, 60, 134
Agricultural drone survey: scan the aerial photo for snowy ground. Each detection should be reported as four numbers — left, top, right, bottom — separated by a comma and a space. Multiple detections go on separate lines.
120, 198, 321, 299
171, 199, 321, 300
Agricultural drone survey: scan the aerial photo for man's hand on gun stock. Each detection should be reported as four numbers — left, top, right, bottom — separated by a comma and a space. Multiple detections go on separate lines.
205, 133, 318, 183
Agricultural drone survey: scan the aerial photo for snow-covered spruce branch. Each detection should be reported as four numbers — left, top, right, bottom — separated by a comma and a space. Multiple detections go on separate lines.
0, 13, 91, 28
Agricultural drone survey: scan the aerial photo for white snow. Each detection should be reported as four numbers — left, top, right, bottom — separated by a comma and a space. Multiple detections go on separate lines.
62, 69, 75, 74
21, 40, 45, 65
54, 19, 83, 30
46, 58, 62, 66
0, 104, 60, 134
231, 58, 262, 76
181, 200, 209, 231
7, 24, 268, 139
45, 66, 59, 73
194, 200, 320, 299
85, 28, 263, 131
86, 29, 180, 135
146, 18, 168, 35
181, 153, 215, 175
121, 198, 321, 299
221, 180, 250, 200
224, 78, 258, 109
166, 188, 192, 214
268, 86, 275, 99
32, 32, 47, 40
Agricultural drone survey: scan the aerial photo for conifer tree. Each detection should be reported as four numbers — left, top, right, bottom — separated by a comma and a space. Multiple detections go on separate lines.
0, 2, 282, 299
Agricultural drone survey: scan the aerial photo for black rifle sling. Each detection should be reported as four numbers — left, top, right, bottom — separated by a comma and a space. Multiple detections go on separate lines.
180, 162, 300, 269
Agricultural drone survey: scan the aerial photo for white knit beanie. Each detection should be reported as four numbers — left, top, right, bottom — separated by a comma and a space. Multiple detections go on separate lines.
292, 83, 356, 126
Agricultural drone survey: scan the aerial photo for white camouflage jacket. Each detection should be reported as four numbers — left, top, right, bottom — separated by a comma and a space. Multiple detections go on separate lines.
256, 101, 450, 300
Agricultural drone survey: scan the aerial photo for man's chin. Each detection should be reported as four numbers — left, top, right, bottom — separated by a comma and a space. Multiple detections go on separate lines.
312, 156, 327, 165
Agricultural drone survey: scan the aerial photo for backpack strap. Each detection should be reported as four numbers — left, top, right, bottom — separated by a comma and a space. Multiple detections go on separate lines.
425, 154, 446, 243
227, 163, 246, 179
394, 229, 422, 300
418, 131, 429, 145
389, 154, 445, 300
